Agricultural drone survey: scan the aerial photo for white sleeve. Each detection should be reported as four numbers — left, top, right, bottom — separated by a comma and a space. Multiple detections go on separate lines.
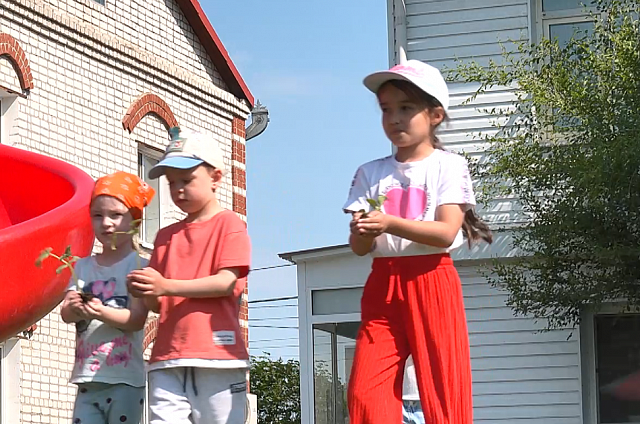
437, 154, 476, 211
343, 166, 371, 213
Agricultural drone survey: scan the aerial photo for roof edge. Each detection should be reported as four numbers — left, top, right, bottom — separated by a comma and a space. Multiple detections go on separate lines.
278, 244, 351, 263
177, 0, 255, 107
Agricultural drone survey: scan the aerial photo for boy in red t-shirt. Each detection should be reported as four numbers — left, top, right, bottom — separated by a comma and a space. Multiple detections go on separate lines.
127, 127, 251, 424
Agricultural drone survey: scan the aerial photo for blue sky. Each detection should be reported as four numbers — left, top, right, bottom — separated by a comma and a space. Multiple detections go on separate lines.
204, 1, 391, 359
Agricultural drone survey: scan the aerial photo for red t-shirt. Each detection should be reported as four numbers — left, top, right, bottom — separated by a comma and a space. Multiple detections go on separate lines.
148, 210, 251, 363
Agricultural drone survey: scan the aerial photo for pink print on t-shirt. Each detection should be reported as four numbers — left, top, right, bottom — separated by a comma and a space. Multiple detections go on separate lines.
383, 186, 427, 221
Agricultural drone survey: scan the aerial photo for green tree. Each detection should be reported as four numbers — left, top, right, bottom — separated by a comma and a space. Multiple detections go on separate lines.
453, 0, 640, 329
250, 354, 301, 424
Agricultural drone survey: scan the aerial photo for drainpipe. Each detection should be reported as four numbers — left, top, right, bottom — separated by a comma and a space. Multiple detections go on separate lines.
390, 0, 407, 156
393, 0, 407, 66
245, 99, 269, 141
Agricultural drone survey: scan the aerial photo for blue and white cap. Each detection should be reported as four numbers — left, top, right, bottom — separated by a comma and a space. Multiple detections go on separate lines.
148, 127, 226, 179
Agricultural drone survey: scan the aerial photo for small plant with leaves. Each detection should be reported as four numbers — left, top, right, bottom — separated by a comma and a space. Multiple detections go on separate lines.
109, 219, 143, 269
109, 219, 141, 250
35, 245, 86, 297
358, 195, 387, 218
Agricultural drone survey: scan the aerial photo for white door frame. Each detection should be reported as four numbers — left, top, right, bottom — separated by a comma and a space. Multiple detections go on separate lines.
0, 338, 21, 424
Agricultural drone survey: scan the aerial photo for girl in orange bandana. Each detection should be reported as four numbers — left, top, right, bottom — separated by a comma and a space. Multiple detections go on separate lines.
60, 171, 155, 424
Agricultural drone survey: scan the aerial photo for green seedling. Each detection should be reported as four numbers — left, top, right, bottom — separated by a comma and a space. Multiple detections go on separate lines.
35, 220, 145, 304
358, 195, 387, 218
35, 245, 85, 297
110, 219, 143, 269
110, 219, 141, 250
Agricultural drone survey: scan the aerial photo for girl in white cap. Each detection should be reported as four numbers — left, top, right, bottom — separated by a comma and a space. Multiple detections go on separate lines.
343, 55, 492, 424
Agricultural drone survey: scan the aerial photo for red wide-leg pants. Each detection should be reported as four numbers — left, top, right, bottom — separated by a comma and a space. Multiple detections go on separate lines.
347, 254, 473, 424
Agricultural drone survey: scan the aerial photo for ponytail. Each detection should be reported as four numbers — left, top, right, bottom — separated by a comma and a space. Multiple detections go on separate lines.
433, 135, 493, 247
462, 209, 493, 246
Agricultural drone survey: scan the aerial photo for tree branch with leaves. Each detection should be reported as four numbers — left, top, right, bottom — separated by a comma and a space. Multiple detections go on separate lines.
452, 0, 640, 329
250, 354, 301, 424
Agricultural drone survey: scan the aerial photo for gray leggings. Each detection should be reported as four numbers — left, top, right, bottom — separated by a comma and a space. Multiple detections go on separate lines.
72, 382, 144, 424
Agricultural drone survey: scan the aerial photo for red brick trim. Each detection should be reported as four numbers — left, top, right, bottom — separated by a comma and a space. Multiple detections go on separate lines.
143, 316, 159, 351
232, 166, 246, 190
241, 326, 248, 348
240, 286, 249, 350
233, 193, 247, 216
0, 33, 34, 91
122, 93, 178, 133
232, 139, 246, 163
231, 117, 248, 352
231, 119, 247, 213
232, 116, 246, 138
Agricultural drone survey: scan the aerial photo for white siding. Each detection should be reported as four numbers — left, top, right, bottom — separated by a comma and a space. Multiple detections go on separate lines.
459, 266, 582, 424
405, 0, 530, 70
399, 0, 532, 225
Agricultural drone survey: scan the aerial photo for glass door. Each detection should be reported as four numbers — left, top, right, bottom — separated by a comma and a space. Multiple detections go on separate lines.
312, 322, 360, 424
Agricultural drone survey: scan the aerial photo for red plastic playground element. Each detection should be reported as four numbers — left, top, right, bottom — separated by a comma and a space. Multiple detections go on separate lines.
0, 144, 95, 343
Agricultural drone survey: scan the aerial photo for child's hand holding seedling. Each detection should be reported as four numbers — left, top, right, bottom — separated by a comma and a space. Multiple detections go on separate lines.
81, 297, 106, 319
66, 291, 91, 320
127, 267, 169, 297
356, 195, 387, 219
351, 196, 388, 238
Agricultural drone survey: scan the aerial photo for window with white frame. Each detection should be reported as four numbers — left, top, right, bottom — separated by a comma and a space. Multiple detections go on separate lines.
312, 322, 359, 424
594, 313, 640, 424
535, 0, 598, 132
0, 95, 20, 146
138, 146, 163, 246
538, 0, 597, 48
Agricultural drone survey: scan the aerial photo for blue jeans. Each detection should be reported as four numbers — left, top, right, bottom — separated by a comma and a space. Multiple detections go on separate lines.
403, 400, 425, 424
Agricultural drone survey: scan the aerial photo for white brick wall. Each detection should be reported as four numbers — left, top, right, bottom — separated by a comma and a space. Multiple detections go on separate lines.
34, 0, 229, 92
0, 0, 249, 422
18, 305, 78, 423
0, 57, 21, 92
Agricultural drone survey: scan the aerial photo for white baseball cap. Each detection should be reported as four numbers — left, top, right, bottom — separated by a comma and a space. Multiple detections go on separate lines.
363, 57, 450, 112
148, 127, 226, 179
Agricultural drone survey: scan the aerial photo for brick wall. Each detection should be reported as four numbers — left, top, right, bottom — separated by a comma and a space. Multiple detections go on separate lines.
17, 305, 78, 424
231, 115, 249, 349
0, 0, 250, 422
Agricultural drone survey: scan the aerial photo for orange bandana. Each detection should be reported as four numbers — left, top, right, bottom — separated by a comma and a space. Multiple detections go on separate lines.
92, 171, 155, 221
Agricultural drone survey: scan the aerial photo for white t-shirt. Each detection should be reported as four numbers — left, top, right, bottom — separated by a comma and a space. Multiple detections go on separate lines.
66, 251, 147, 387
343, 149, 476, 257
403, 355, 420, 401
